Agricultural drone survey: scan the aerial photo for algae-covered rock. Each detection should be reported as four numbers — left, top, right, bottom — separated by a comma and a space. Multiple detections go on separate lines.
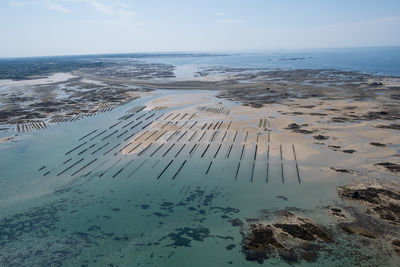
241, 211, 332, 264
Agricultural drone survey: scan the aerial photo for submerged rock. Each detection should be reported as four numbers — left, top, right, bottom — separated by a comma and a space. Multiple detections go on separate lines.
392, 239, 400, 247
230, 218, 244, 227
241, 211, 332, 264
287, 123, 301, 129
245, 224, 284, 249
338, 223, 377, 238
375, 162, 400, 173
370, 81, 383, 86
331, 167, 353, 174
370, 142, 386, 147
313, 134, 329, 140
342, 149, 356, 154
327, 207, 348, 220
275, 215, 332, 243
338, 182, 400, 225
376, 124, 400, 130
285, 123, 314, 134
276, 195, 289, 201
392, 239, 400, 253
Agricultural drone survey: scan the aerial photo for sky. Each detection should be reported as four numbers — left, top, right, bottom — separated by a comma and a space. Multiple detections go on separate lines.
0, 0, 400, 57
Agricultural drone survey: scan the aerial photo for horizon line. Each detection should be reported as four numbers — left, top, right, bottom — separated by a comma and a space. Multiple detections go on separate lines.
1, 45, 400, 60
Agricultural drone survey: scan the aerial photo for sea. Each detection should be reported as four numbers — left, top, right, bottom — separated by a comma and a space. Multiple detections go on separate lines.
137, 46, 400, 77
0, 47, 399, 266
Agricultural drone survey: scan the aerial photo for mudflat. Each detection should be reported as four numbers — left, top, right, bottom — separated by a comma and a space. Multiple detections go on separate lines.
0, 55, 399, 266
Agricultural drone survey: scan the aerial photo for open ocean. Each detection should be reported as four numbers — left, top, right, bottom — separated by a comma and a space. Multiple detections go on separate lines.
136, 46, 400, 77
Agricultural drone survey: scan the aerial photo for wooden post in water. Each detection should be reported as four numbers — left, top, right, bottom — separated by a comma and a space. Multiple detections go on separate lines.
214, 144, 222, 158
166, 130, 178, 142
177, 131, 187, 142
280, 145, 284, 183
201, 144, 210, 158
117, 130, 128, 139
150, 143, 165, 157
175, 144, 186, 157
221, 131, 228, 142
137, 143, 152, 156
72, 158, 97, 176
198, 131, 207, 142
240, 144, 245, 160
189, 121, 197, 129
128, 142, 142, 153
157, 160, 174, 179
233, 131, 238, 143
206, 161, 213, 175
162, 143, 175, 157
65, 142, 87, 155
127, 159, 147, 178
235, 162, 241, 181
266, 144, 270, 183
172, 160, 187, 180
57, 158, 84, 176
144, 131, 157, 141
226, 144, 233, 159
251, 162, 255, 183
188, 131, 198, 142
90, 130, 107, 141
99, 159, 121, 177
292, 144, 301, 183
79, 129, 97, 141
154, 130, 168, 142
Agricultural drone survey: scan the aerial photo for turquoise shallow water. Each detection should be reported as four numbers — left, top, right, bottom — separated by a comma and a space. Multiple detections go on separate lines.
0, 89, 393, 266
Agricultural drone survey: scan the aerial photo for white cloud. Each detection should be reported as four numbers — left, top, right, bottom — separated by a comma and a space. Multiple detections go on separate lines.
42, 0, 70, 13
67, 0, 114, 15
8, 0, 69, 12
8, 0, 28, 8
213, 18, 245, 26
8, 0, 135, 18
65, 0, 136, 18
213, 12, 245, 26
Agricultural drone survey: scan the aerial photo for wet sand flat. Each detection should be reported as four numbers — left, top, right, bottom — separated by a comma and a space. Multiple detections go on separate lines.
0, 60, 399, 266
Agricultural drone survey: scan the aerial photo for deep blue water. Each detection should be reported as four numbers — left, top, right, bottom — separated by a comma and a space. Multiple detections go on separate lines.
1, 47, 399, 79
138, 46, 400, 76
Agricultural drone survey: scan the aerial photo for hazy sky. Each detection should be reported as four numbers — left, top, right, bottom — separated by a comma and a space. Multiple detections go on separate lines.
1, 0, 400, 57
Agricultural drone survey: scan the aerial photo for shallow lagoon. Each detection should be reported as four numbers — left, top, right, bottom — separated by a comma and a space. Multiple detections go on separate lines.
0, 88, 366, 266
1, 87, 399, 266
